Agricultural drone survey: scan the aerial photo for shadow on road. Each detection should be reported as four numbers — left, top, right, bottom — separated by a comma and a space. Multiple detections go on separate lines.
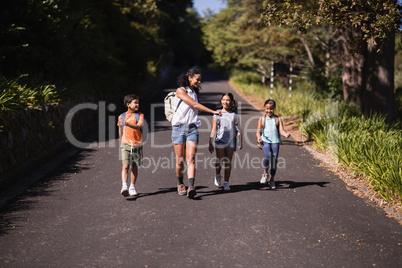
283, 181, 329, 188
195, 181, 330, 199
0, 148, 97, 236
121, 181, 330, 201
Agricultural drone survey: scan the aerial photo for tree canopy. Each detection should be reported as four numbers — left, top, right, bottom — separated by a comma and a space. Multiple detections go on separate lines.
261, 0, 401, 47
201, 0, 401, 118
202, 0, 304, 77
0, 0, 208, 99
260, 0, 401, 119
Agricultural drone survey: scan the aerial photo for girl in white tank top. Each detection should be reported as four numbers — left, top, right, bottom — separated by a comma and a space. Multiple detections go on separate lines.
209, 93, 242, 191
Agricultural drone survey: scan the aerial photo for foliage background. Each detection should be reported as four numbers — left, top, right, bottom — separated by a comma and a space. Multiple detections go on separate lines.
0, 0, 209, 118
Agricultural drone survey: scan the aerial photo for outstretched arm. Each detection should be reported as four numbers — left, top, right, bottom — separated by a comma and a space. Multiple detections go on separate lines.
176, 87, 221, 116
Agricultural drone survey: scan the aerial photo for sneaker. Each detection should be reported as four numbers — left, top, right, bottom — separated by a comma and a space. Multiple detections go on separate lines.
187, 186, 196, 199
214, 174, 221, 187
121, 185, 129, 197
260, 174, 268, 184
177, 184, 186, 196
269, 180, 276, 189
223, 181, 230, 191
129, 187, 138, 196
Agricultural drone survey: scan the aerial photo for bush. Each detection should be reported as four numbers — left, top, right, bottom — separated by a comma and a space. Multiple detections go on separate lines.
0, 75, 62, 118
303, 108, 402, 204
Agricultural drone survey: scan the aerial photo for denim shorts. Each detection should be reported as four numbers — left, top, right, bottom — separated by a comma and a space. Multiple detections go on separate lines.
215, 138, 237, 151
171, 123, 199, 144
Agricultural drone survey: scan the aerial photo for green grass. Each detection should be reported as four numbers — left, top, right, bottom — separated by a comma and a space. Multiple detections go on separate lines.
0, 75, 62, 118
229, 69, 330, 118
230, 69, 402, 205
305, 112, 402, 204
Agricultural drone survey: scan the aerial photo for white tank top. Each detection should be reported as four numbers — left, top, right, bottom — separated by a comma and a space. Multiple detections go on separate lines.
213, 111, 237, 143
171, 87, 201, 127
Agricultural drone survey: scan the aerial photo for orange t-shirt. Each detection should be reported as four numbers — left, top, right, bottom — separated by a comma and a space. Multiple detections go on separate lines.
117, 112, 143, 146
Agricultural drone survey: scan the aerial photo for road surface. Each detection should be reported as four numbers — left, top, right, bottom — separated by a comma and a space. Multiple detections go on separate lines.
0, 71, 401, 267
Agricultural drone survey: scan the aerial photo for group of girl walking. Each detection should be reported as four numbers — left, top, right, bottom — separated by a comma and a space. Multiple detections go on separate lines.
171, 68, 290, 199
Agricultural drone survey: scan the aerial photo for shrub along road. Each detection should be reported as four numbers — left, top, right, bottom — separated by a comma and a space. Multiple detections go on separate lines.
0, 71, 401, 267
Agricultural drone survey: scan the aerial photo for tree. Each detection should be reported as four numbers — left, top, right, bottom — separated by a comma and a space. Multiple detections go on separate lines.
202, 0, 304, 78
261, 0, 402, 119
157, 0, 207, 67
0, 0, 163, 93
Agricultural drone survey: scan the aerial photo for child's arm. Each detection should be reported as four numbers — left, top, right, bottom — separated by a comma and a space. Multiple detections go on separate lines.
118, 115, 122, 139
209, 117, 217, 154
124, 114, 144, 130
124, 122, 141, 130
256, 117, 263, 144
237, 131, 242, 150
279, 117, 291, 138
237, 116, 243, 150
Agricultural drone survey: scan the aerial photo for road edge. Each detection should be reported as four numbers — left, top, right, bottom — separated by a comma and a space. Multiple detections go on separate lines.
228, 80, 402, 224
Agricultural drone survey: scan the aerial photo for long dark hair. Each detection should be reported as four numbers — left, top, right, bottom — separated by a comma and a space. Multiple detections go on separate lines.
177, 68, 201, 95
216, 93, 237, 113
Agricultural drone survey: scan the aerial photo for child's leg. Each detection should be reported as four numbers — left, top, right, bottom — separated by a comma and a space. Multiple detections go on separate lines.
121, 164, 129, 184
269, 143, 280, 180
261, 142, 272, 174
121, 163, 130, 196
215, 147, 226, 175
121, 144, 130, 184
130, 165, 138, 185
223, 147, 235, 182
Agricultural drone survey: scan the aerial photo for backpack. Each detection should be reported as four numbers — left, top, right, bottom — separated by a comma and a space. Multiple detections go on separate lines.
164, 91, 183, 122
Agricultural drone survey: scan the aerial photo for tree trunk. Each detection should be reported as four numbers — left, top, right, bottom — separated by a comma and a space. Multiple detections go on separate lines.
299, 33, 315, 67
339, 26, 395, 121
339, 26, 366, 107
363, 36, 395, 120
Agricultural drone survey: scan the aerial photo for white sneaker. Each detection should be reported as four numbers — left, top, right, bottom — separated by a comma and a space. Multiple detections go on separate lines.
121, 185, 129, 197
260, 174, 268, 184
223, 181, 230, 191
214, 174, 222, 187
269, 180, 276, 189
129, 187, 138, 196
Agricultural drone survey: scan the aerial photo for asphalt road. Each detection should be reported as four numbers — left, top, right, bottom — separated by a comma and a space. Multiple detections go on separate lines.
0, 71, 401, 267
